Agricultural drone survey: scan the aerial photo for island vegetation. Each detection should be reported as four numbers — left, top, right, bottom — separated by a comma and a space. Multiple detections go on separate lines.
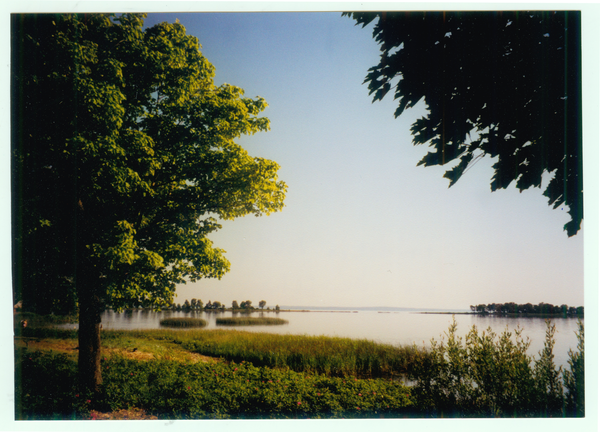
167, 299, 280, 313
469, 302, 583, 317
159, 318, 208, 328
216, 317, 288, 326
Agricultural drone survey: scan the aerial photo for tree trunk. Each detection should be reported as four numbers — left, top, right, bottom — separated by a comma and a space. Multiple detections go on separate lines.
77, 273, 103, 394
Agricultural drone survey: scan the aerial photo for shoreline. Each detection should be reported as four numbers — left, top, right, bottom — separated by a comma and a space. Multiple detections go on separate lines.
417, 311, 584, 318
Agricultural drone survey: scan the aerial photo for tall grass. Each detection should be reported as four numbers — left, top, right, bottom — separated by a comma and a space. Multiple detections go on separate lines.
177, 330, 424, 378
16, 327, 423, 378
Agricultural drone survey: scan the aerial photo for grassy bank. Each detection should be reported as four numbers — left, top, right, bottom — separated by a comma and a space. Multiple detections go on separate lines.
15, 326, 423, 379
14, 319, 584, 419
15, 345, 414, 419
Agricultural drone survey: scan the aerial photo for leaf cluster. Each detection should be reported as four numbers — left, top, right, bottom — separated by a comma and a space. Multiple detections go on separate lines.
12, 13, 287, 313
345, 11, 582, 235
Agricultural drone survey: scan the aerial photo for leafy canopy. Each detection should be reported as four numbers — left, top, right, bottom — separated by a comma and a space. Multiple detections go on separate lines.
12, 13, 286, 313
344, 11, 582, 236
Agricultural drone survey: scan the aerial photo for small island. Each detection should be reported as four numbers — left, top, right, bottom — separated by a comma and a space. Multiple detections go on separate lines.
159, 317, 208, 328
168, 299, 281, 313
216, 317, 288, 326
469, 302, 583, 318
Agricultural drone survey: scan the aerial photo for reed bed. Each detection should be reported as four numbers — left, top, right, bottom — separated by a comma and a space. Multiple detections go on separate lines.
18, 326, 423, 378
177, 329, 424, 378
216, 317, 288, 326
159, 318, 207, 328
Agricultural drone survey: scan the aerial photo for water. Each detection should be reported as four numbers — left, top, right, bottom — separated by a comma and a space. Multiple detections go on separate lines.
70, 308, 583, 370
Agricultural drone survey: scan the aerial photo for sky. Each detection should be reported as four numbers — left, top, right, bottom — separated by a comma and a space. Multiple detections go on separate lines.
1, 3, 596, 316
137, 10, 589, 311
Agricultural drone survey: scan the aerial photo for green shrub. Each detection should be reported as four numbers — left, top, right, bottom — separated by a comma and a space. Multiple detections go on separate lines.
16, 350, 414, 419
14, 349, 90, 419
563, 320, 584, 416
410, 317, 583, 417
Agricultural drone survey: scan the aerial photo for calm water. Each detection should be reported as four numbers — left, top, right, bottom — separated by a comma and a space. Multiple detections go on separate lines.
77, 309, 583, 370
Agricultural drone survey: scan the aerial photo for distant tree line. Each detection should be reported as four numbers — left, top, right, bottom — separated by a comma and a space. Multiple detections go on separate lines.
470, 302, 583, 317
170, 299, 276, 312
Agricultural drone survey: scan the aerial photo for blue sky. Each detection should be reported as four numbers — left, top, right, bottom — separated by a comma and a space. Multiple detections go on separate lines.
140, 11, 587, 310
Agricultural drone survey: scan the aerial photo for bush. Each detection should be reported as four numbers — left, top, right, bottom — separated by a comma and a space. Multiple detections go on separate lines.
410, 317, 584, 417
563, 320, 584, 416
14, 349, 91, 419
16, 350, 415, 419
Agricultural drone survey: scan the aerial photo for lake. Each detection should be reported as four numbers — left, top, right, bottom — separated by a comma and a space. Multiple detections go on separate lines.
83, 307, 583, 370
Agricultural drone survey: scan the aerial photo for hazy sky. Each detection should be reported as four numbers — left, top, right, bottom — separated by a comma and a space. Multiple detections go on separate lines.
140, 11, 588, 310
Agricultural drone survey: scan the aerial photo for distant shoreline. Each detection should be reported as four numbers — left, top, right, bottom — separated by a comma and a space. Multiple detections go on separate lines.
417, 311, 584, 318
277, 310, 358, 313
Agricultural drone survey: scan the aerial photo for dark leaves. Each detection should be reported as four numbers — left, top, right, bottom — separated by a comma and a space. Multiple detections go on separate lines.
347, 11, 582, 235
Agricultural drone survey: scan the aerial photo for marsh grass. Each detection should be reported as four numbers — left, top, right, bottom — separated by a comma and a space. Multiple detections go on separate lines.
216, 317, 288, 326
159, 318, 207, 328
16, 326, 423, 379
178, 329, 423, 379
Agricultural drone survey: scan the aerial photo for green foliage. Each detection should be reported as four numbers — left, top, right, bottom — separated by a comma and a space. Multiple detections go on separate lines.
14, 350, 91, 419
13, 12, 286, 314
240, 300, 253, 309
159, 317, 207, 328
15, 324, 585, 419
17, 350, 414, 419
345, 11, 582, 235
470, 302, 583, 317
563, 320, 585, 416
410, 317, 583, 417
216, 317, 288, 326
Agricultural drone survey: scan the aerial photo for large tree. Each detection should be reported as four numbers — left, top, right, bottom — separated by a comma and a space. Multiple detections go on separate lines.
344, 11, 582, 236
12, 13, 286, 394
